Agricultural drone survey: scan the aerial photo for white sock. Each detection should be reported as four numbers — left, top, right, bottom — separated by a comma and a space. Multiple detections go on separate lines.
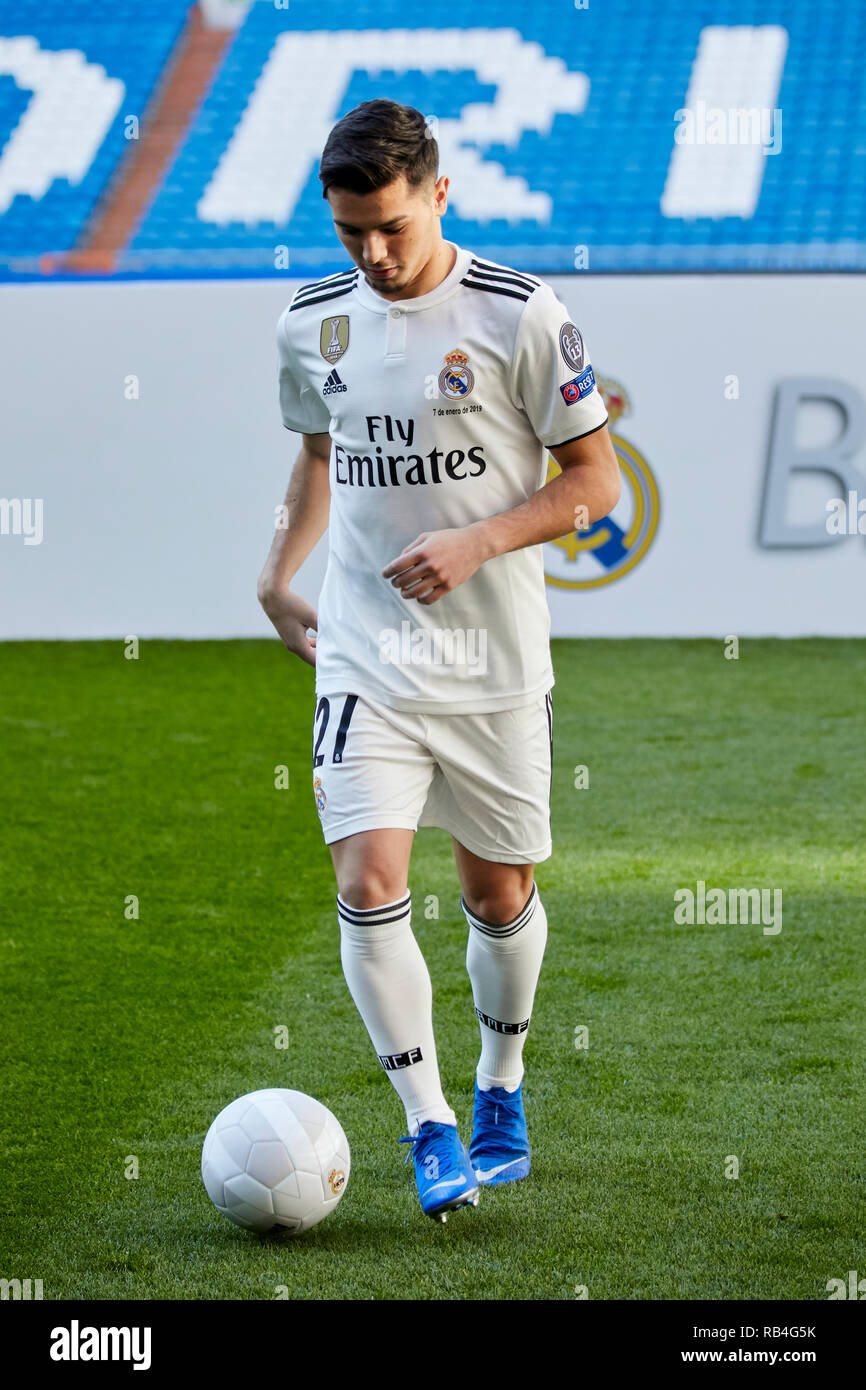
338, 892, 456, 1136
462, 884, 548, 1092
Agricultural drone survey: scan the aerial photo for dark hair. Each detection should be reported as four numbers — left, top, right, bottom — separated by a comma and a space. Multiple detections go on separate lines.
318, 100, 438, 198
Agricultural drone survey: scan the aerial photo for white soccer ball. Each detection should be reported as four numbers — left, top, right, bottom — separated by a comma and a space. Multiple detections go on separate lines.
201, 1088, 350, 1234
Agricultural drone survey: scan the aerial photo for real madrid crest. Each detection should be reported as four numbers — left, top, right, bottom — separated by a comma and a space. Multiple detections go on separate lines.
438, 348, 475, 400
320, 315, 349, 363
544, 376, 660, 590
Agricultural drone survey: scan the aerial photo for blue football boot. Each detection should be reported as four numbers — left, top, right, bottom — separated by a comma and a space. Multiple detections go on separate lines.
469, 1078, 531, 1185
399, 1120, 479, 1222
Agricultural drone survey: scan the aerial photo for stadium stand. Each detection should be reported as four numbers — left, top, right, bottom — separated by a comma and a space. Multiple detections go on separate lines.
0, 0, 864, 277
64, 6, 231, 274
0, 0, 191, 270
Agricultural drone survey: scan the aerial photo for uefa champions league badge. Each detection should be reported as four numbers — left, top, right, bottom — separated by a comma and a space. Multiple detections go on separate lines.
313, 776, 326, 814
560, 366, 596, 404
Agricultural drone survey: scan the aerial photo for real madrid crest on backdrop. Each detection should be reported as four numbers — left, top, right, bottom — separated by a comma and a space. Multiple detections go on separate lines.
544, 377, 661, 591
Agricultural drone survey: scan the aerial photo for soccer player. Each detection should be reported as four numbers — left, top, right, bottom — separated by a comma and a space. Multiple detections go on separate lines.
258, 99, 620, 1221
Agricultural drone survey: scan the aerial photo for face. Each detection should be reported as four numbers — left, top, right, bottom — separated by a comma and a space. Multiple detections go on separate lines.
326, 173, 449, 299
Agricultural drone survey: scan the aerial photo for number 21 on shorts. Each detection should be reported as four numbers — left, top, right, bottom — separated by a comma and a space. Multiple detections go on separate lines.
313, 694, 359, 768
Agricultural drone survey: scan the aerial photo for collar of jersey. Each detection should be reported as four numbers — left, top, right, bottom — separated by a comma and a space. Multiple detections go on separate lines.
352, 241, 472, 314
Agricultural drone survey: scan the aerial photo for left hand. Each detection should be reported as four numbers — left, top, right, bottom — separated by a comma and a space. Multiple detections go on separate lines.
382, 526, 488, 605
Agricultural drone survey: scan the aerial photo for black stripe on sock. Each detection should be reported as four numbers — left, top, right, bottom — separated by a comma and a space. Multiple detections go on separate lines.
461, 883, 538, 937
337, 892, 411, 926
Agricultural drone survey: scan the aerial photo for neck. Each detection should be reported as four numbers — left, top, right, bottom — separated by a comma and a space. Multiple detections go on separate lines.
375, 240, 457, 301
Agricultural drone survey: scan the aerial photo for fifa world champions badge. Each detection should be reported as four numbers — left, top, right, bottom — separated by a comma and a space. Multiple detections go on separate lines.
320, 315, 349, 363
438, 348, 475, 399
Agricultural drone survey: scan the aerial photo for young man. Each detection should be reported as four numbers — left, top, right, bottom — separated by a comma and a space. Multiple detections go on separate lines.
258, 99, 620, 1222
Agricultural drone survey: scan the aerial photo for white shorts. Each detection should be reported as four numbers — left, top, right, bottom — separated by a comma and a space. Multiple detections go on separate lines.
311, 689, 553, 865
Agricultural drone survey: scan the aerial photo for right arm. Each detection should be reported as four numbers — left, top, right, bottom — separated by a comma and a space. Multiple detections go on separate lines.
256, 430, 331, 666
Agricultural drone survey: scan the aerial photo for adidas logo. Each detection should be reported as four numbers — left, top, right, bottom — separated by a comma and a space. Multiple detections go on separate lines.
322, 369, 347, 396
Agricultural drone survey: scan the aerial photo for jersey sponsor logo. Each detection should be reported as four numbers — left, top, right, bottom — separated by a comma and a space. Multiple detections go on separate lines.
378, 1046, 423, 1071
545, 376, 660, 590
560, 365, 596, 405
333, 440, 487, 487
323, 369, 347, 396
320, 314, 349, 362
559, 322, 584, 372
313, 775, 326, 814
438, 348, 475, 399
474, 1006, 530, 1035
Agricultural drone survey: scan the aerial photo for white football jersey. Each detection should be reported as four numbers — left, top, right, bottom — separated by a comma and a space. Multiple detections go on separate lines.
276, 241, 608, 714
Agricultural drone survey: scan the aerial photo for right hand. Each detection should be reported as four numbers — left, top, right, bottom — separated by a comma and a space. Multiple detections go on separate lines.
260, 587, 319, 667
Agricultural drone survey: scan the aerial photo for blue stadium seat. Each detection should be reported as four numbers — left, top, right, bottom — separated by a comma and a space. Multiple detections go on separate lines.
0, 0, 190, 266
2, 0, 865, 275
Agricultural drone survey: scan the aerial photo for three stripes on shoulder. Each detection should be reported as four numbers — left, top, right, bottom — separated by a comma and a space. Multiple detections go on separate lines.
289, 257, 542, 311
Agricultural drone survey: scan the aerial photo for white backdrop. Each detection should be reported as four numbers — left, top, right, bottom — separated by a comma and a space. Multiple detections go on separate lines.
1, 273, 864, 639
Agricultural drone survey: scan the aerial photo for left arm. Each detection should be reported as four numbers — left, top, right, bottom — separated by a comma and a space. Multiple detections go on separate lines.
382, 423, 621, 605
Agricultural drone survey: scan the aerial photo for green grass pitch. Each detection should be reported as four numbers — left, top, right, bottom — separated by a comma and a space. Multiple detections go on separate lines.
1, 638, 864, 1300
